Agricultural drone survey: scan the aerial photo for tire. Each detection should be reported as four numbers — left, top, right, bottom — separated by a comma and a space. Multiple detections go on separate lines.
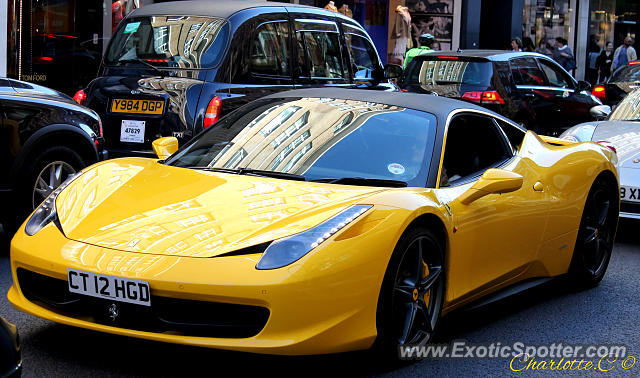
373, 227, 445, 360
9, 146, 85, 232
568, 177, 618, 289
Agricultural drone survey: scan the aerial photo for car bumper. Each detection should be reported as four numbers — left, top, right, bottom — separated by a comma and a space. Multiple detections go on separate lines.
619, 201, 640, 219
7, 217, 399, 355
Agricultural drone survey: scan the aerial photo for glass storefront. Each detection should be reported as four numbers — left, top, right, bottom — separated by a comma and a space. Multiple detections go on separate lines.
6, 0, 154, 95
523, 0, 576, 56
589, 0, 637, 51
298, 0, 390, 63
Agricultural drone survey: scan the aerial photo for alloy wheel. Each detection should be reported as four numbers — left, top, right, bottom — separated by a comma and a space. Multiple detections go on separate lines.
32, 160, 76, 209
577, 184, 615, 277
392, 235, 444, 346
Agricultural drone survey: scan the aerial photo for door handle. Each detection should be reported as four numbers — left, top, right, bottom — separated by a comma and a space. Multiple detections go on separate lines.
533, 181, 544, 192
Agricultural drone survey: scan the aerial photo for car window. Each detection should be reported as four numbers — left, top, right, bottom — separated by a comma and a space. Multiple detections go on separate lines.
494, 118, 526, 150
440, 114, 513, 187
342, 24, 378, 80
105, 16, 229, 69
167, 97, 437, 187
609, 88, 640, 121
404, 58, 493, 87
538, 59, 573, 89
250, 21, 291, 77
610, 65, 640, 82
510, 57, 548, 86
295, 20, 344, 79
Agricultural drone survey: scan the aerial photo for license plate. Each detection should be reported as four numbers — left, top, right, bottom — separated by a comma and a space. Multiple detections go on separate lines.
621, 185, 640, 202
67, 269, 151, 306
120, 120, 145, 143
111, 99, 164, 115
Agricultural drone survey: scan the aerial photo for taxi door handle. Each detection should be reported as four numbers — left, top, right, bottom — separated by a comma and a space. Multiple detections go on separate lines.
533, 181, 544, 192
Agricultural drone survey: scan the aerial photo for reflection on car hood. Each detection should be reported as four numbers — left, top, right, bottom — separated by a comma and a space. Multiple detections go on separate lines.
55, 158, 387, 257
592, 121, 640, 169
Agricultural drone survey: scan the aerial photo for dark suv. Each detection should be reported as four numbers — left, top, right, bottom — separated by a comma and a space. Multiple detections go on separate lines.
400, 51, 602, 134
0, 78, 104, 230
76, 0, 398, 158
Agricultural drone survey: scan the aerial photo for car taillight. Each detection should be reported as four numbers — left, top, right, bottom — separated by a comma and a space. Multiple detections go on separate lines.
203, 96, 221, 129
629, 61, 640, 65
73, 89, 87, 105
592, 85, 606, 100
462, 91, 505, 104
462, 91, 483, 102
597, 141, 617, 154
481, 91, 505, 104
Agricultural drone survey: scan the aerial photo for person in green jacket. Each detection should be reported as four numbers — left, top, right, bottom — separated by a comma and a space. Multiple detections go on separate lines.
404, 33, 435, 68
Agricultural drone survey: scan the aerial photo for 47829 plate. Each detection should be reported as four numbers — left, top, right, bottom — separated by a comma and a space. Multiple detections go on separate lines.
67, 268, 151, 306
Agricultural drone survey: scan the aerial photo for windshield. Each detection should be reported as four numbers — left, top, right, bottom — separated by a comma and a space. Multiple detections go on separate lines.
105, 16, 229, 69
167, 97, 438, 187
609, 89, 640, 121
611, 65, 640, 82
404, 59, 493, 87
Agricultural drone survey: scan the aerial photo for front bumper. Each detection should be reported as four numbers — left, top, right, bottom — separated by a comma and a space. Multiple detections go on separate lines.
8, 218, 397, 355
619, 201, 640, 220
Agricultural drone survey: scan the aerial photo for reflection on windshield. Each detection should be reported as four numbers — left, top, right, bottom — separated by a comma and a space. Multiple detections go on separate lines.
105, 16, 227, 69
168, 97, 437, 187
610, 89, 640, 121
406, 60, 492, 96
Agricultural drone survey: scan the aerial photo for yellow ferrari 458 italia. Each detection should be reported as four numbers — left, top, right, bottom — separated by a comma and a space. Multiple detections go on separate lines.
8, 89, 619, 357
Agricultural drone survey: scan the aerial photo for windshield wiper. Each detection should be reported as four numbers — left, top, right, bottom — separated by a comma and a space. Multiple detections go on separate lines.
191, 167, 307, 181
117, 59, 165, 77
310, 177, 408, 188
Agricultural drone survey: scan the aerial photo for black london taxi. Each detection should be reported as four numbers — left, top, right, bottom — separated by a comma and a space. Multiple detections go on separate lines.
76, 0, 400, 158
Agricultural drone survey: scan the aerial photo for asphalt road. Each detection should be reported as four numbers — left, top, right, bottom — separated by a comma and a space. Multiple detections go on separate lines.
1, 220, 639, 377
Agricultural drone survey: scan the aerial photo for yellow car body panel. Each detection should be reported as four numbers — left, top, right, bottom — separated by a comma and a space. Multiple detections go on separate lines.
8, 132, 618, 355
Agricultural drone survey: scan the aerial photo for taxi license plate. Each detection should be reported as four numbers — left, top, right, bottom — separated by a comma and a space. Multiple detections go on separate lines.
111, 98, 164, 115
621, 186, 640, 203
67, 268, 151, 306
120, 120, 145, 143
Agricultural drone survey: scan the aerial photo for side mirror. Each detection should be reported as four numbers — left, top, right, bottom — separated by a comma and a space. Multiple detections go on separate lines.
152, 137, 178, 160
384, 64, 403, 79
458, 169, 523, 205
576, 80, 591, 92
589, 105, 611, 120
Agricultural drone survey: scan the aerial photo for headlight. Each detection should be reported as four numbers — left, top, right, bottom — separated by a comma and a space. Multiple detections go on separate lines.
256, 205, 372, 270
24, 173, 81, 236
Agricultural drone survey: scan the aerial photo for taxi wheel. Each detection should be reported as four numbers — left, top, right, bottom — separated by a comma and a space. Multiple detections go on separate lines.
569, 177, 618, 288
374, 227, 445, 360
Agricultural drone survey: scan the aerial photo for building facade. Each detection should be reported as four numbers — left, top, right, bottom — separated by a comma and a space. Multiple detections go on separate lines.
2, 0, 638, 95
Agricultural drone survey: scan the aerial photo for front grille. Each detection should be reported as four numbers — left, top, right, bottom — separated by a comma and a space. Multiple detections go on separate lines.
620, 201, 640, 215
17, 268, 269, 338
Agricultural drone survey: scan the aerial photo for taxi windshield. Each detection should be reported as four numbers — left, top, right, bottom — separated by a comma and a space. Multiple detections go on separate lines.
105, 16, 229, 69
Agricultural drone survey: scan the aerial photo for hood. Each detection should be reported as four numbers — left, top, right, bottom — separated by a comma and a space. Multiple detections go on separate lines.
592, 121, 640, 169
56, 158, 386, 257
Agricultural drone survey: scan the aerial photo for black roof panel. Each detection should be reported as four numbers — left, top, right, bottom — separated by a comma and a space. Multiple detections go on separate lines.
264, 87, 493, 118
413, 50, 550, 61
130, 0, 327, 19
